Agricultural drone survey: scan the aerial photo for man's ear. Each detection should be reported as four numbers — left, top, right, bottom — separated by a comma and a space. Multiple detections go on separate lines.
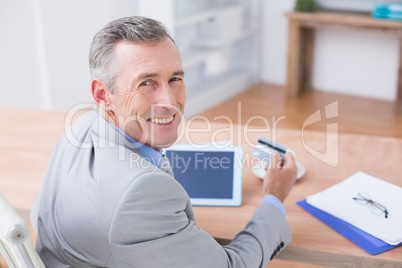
91, 78, 112, 112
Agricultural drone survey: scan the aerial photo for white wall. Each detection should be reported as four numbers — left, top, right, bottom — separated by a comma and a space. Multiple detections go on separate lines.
0, 0, 136, 111
261, 0, 295, 86
0, 1, 43, 109
262, 0, 399, 101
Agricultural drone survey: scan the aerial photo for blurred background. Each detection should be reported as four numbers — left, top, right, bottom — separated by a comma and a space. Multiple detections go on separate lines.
0, 0, 400, 116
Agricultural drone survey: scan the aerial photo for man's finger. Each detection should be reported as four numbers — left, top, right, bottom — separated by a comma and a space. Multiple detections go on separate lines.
283, 151, 295, 167
266, 150, 282, 170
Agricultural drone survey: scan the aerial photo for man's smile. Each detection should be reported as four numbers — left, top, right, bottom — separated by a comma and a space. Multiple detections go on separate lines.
148, 115, 174, 124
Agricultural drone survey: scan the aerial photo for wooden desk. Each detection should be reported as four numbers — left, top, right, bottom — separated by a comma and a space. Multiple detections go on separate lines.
1, 107, 402, 267
285, 10, 402, 114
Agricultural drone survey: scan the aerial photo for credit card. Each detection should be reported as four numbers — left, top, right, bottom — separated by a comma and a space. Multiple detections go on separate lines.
251, 138, 287, 164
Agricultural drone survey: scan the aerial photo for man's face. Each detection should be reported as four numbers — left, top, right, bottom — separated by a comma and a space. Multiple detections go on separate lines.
108, 38, 185, 150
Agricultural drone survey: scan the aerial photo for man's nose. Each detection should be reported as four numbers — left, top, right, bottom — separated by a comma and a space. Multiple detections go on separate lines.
157, 83, 177, 106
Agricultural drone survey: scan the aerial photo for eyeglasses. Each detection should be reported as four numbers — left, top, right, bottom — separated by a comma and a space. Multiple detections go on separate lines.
353, 192, 388, 219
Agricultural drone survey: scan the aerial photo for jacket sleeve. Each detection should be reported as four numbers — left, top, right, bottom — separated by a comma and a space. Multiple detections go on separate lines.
108, 172, 291, 268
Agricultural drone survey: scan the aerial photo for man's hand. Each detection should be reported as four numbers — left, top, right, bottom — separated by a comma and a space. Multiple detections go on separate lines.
262, 151, 297, 203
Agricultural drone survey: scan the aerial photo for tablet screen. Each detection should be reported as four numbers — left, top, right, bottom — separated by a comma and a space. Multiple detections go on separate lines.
164, 144, 243, 206
165, 150, 234, 199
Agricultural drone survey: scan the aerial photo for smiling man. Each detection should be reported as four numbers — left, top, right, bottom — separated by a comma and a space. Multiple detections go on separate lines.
96, 39, 185, 150
33, 17, 297, 267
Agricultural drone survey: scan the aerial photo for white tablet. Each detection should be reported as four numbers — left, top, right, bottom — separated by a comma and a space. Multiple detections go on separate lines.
163, 143, 243, 206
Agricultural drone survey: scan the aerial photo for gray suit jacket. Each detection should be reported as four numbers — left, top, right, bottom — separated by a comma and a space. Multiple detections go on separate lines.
34, 110, 291, 267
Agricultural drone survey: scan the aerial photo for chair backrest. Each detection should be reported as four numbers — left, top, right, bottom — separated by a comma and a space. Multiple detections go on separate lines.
0, 193, 45, 268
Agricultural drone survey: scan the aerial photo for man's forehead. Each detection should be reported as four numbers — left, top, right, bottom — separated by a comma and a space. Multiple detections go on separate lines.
113, 39, 183, 79
115, 39, 180, 62
114, 39, 176, 57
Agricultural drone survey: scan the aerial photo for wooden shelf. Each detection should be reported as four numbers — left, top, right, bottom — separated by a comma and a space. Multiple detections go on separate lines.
286, 10, 402, 31
285, 10, 402, 114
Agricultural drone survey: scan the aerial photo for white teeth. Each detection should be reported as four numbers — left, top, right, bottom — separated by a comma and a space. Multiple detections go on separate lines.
149, 116, 174, 124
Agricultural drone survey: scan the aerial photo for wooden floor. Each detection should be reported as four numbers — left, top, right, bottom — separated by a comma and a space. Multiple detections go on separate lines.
199, 83, 402, 268
199, 83, 402, 139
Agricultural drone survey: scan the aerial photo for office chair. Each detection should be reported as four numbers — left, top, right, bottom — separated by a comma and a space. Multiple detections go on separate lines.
0, 193, 45, 268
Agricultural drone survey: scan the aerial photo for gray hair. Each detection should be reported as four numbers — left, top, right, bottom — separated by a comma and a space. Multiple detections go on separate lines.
89, 16, 174, 94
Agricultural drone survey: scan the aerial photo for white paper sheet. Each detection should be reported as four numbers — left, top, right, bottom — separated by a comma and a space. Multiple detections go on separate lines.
306, 172, 402, 245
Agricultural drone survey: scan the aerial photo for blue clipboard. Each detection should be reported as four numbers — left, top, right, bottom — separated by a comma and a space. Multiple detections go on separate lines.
297, 199, 402, 255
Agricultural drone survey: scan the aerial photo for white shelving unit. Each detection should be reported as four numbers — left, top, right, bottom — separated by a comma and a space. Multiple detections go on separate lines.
137, 0, 261, 117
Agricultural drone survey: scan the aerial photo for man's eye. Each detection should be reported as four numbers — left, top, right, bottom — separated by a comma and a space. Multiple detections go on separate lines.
170, 77, 180, 82
140, 81, 151, 86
